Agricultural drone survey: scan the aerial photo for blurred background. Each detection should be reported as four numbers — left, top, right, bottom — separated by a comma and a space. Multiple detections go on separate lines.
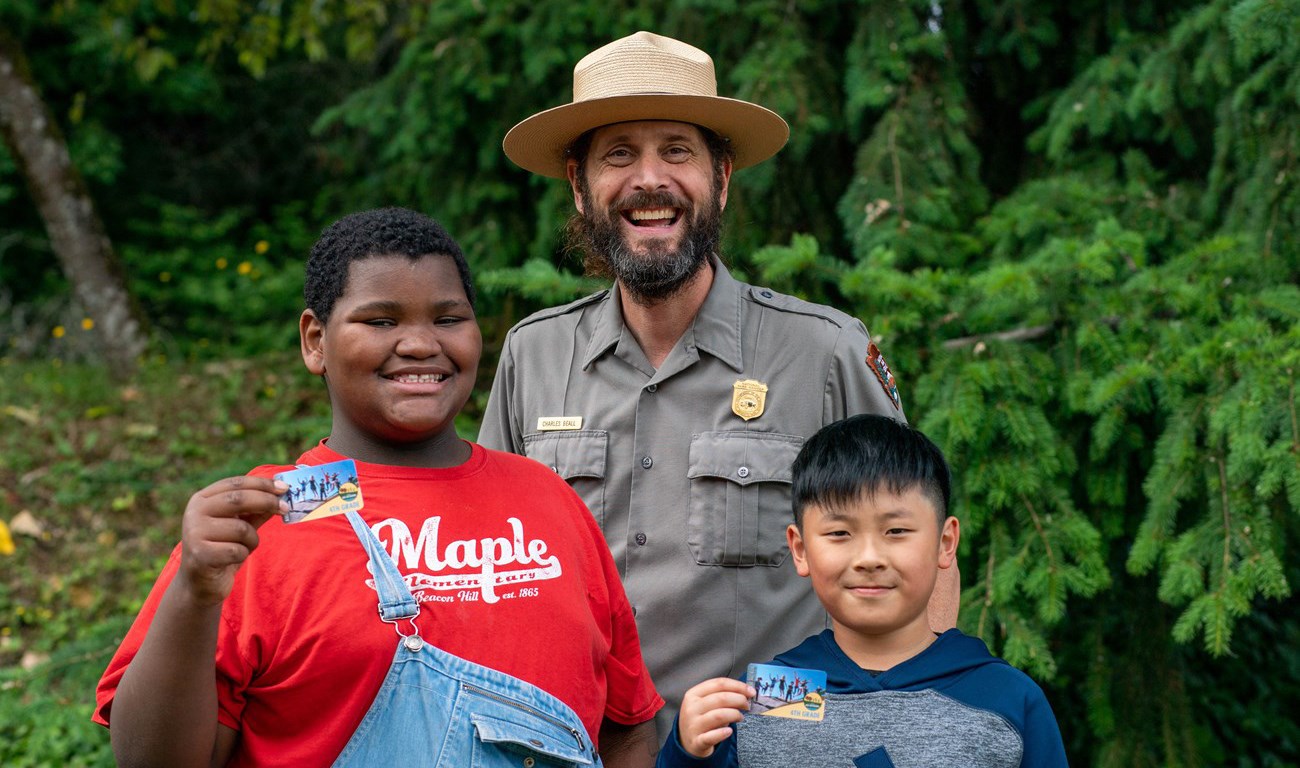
1, 1, 1296, 765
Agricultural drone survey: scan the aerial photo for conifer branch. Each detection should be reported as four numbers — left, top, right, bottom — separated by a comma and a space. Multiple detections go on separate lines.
1215, 455, 1232, 586
978, 546, 996, 639
1264, 199, 1278, 258
1288, 369, 1298, 460
887, 111, 906, 230
1022, 494, 1058, 569
942, 323, 1055, 350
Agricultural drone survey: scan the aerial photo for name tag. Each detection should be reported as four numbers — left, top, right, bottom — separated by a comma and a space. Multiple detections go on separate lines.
537, 416, 583, 431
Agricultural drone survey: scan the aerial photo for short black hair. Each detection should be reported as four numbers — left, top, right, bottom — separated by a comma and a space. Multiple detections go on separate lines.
791, 414, 951, 528
304, 207, 475, 324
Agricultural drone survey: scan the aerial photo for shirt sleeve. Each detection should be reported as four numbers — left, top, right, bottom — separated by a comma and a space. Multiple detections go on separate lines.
95, 464, 283, 730
92, 545, 182, 727
1022, 685, 1070, 768
478, 329, 524, 454
827, 319, 907, 424
655, 715, 737, 768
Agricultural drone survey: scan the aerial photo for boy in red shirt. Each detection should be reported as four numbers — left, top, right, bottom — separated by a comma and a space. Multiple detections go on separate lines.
95, 208, 662, 767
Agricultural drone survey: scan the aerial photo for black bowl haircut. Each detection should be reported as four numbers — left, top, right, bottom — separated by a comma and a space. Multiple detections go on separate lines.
791, 414, 951, 529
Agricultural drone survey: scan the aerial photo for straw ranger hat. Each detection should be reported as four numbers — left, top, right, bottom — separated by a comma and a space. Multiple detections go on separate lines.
503, 31, 790, 179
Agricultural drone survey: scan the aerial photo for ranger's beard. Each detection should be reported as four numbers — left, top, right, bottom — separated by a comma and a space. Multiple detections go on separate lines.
565, 184, 723, 305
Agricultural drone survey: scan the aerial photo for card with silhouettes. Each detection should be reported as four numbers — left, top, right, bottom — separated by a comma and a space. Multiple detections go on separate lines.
274, 459, 363, 524
745, 663, 827, 721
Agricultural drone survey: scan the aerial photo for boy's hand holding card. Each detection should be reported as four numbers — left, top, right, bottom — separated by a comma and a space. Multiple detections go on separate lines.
745, 663, 827, 721
274, 459, 363, 524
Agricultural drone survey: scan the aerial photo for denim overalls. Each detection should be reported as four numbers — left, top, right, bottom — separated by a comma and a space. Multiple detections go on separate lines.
331, 511, 600, 767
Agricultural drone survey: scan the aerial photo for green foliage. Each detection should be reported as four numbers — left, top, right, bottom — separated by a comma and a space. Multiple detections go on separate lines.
0, 352, 335, 767
752, 2, 1297, 762
0, 617, 127, 767
119, 203, 316, 358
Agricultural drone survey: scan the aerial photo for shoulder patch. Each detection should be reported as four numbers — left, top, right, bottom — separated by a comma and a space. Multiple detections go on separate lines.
746, 285, 857, 329
866, 342, 902, 411
511, 288, 610, 330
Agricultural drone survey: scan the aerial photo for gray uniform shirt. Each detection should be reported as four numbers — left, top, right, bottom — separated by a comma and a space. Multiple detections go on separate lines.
478, 258, 904, 732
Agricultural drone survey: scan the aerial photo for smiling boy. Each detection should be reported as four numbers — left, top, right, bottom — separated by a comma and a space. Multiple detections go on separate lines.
94, 208, 661, 767
657, 414, 1067, 767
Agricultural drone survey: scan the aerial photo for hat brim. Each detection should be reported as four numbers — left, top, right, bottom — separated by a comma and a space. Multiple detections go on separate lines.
503, 94, 790, 179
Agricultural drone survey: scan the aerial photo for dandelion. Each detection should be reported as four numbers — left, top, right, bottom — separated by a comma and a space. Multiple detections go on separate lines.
160, 271, 172, 282
216, 257, 228, 269
238, 261, 253, 275
81, 317, 94, 331
52, 325, 66, 338
255, 240, 270, 254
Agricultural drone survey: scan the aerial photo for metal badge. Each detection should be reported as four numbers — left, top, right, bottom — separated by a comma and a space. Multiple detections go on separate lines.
732, 380, 769, 421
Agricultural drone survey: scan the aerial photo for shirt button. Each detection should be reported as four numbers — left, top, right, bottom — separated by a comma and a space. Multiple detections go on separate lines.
631, 604, 638, 616
549, 466, 558, 473
737, 466, 750, 479
761, 290, 773, 298
635, 532, 647, 546
646, 383, 658, 393
641, 456, 653, 469
523, 759, 536, 768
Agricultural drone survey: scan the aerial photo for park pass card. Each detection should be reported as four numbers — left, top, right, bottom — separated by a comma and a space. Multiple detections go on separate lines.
745, 663, 828, 722
274, 459, 363, 524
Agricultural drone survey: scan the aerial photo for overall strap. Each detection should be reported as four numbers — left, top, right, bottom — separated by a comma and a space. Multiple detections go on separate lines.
345, 511, 421, 629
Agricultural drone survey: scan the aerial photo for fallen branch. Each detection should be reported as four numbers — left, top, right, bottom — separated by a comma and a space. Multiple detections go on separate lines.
942, 323, 1055, 350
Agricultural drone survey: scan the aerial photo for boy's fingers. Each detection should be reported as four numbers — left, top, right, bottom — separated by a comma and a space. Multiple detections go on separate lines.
191, 540, 256, 569
687, 678, 753, 699
697, 726, 737, 748
199, 516, 262, 549
694, 690, 752, 715
193, 476, 287, 517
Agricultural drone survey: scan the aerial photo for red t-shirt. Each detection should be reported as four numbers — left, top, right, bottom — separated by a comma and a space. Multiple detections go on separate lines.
95, 441, 662, 766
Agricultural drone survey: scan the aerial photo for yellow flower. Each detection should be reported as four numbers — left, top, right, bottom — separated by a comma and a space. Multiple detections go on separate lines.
238, 261, 253, 275
52, 326, 66, 338
159, 271, 172, 282
81, 317, 94, 331
216, 257, 228, 269
255, 240, 270, 254
0, 519, 14, 556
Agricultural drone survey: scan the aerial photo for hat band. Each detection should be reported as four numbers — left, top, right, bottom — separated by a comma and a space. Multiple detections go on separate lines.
573, 50, 718, 103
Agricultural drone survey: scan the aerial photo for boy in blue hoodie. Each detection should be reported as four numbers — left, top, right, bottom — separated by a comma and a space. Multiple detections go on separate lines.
657, 414, 1067, 767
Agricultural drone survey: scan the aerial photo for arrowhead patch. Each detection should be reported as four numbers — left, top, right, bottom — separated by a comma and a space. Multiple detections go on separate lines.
866, 342, 901, 411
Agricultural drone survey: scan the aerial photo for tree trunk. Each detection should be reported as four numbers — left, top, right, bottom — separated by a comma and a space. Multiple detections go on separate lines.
0, 30, 147, 380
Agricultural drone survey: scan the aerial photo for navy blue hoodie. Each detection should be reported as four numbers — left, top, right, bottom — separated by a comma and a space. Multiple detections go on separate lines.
657, 629, 1068, 767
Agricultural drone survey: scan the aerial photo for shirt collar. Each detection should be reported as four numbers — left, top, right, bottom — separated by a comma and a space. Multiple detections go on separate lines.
580, 255, 745, 373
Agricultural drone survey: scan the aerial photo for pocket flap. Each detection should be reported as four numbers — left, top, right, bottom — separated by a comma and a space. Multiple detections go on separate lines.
687, 432, 804, 486
522, 431, 607, 481
471, 712, 593, 765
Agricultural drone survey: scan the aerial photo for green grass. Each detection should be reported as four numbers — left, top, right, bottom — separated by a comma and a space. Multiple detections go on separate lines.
0, 353, 332, 766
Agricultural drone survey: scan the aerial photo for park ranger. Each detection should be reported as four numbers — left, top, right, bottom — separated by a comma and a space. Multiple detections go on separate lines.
479, 30, 959, 735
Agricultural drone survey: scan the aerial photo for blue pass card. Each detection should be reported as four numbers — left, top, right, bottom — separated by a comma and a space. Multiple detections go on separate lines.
746, 663, 828, 721
274, 459, 363, 524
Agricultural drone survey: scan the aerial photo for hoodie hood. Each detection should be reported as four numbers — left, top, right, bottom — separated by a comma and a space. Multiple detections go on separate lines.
772, 629, 1007, 694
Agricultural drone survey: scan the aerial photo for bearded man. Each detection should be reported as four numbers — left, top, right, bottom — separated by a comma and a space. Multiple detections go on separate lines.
479, 31, 959, 737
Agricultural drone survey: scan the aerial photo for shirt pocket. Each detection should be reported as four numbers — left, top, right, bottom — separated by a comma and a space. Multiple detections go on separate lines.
686, 431, 805, 567
522, 430, 608, 527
